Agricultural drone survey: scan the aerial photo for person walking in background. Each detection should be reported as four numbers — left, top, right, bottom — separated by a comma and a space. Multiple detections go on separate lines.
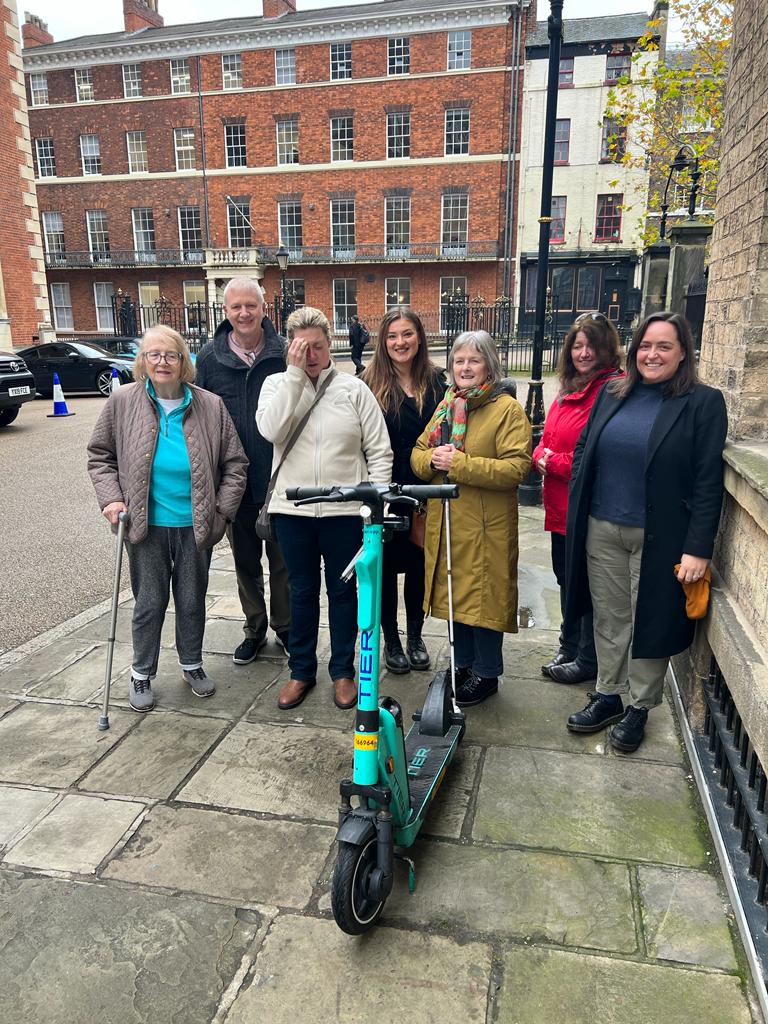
363, 307, 445, 675
87, 326, 247, 712
257, 306, 392, 712
564, 312, 727, 752
412, 330, 531, 708
195, 277, 291, 666
534, 312, 622, 685
349, 314, 369, 376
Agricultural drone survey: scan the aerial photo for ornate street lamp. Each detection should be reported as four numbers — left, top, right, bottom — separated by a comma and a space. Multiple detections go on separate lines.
659, 144, 701, 240
276, 244, 290, 332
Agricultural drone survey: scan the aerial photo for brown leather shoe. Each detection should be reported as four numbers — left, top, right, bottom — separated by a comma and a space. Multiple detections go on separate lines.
333, 677, 357, 710
278, 678, 316, 710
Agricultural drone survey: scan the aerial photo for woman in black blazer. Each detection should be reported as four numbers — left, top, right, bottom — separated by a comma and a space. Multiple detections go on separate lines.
564, 312, 727, 752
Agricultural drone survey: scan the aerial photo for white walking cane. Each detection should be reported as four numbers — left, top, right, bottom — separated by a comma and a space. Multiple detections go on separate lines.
98, 511, 127, 732
440, 421, 459, 710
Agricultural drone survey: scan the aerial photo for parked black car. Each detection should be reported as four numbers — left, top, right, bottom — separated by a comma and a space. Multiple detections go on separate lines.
18, 342, 134, 398
0, 350, 36, 426
91, 336, 141, 360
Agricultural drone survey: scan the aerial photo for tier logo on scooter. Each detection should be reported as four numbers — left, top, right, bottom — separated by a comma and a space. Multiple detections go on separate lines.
407, 746, 431, 777
358, 628, 374, 700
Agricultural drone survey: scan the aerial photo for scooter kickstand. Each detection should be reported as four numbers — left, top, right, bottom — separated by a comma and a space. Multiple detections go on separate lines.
395, 852, 416, 893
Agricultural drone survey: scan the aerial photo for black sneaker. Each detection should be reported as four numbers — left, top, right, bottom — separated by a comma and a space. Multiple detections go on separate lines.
567, 692, 625, 733
233, 636, 267, 665
609, 706, 649, 752
456, 672, 498, 708
275, 630, 290, 655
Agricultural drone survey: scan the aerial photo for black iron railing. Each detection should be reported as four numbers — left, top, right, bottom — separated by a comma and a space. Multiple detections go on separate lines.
45, 249, 204, 269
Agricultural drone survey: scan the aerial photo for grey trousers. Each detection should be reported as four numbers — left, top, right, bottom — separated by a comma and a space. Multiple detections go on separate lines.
226, 502, 291, 640
126, 525, 212, 679
586, 516, 669, 710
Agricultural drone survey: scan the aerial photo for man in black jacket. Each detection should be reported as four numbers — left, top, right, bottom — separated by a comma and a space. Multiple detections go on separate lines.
348, 315, 368, 376
195, 277, 290, 664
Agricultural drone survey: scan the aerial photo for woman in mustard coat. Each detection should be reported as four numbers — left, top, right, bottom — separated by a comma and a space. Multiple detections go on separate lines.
411, 330, 532, 707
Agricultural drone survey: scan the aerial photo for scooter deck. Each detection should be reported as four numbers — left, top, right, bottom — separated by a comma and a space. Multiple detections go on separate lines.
397, 722, 463, 843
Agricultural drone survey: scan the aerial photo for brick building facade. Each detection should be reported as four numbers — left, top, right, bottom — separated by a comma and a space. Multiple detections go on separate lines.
22, 0, 535, 340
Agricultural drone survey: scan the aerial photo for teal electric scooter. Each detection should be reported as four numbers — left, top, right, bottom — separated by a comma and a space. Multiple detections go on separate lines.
285, 480, 463, 934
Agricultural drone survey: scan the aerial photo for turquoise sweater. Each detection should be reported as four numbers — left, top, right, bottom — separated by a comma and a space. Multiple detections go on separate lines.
146, 380, 193, 527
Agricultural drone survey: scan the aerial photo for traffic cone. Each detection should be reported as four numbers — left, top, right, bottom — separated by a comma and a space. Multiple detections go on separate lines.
46, 372, 75, 418
110, 367, 121, 393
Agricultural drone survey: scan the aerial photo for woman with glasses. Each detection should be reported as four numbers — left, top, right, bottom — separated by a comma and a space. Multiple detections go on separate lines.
88, 325, 247, 712
564, 312, 727, 753
534, 312, 622, 684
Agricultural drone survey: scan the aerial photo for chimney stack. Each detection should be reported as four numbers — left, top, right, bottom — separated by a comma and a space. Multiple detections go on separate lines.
263, 0, 297, 18
22, 13, 53, 48
123, 0, 164, 33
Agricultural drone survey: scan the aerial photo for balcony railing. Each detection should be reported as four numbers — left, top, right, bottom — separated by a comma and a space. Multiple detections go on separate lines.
44, 249, 205, 269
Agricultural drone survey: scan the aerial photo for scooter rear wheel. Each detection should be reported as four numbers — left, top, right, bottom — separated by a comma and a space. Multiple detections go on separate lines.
331, 836, 386, 934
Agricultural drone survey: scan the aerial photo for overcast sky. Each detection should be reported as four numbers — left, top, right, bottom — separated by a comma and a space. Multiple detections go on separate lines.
25, 0, 656, 44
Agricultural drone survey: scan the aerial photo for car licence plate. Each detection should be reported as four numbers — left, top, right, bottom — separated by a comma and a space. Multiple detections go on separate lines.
8, 386, 30, 397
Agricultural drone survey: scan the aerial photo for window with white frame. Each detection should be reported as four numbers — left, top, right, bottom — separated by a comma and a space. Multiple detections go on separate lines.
126, 131, 148, 173
447, 30, 471, 70
275, 48, 296, 85
174, 127, 196, 170
94, 282, 115, 330
278, 202, 303, 256
671, 173, 712, 212
122, 63, 142, 98
170, 58, 191, 94
441, 193, 468, 255
386, 277, 411, 308
132, 208, 156, 261
388, 37, 410, 75
387, 112, 410, 159
50, 282, 73, 330
330, 42, 352, 80
138, 282, 161, 330
385, 196, 410, 256
440, 276, 467, 331
34, 137, 56, 177
41, 211, 65, 256
333, 279, 357, 330
29, 72, 48, 106
222, 53, 243, 90
605, 51, 631, 82
331, 116, 354, 162
276, 118, 299, 165
183, 281, 207, 331
225, 123, 247, 167
445, 108, 470, 156
178, 206, 203, 255
227, 199, 251, 248
86, 210, 110, 258
75, 68, 94, 102
80, 134, 101, 175
331, 199, 355, 256
286, 279, 305, 307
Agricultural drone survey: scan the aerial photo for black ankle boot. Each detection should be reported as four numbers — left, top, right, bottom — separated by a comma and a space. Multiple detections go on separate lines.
406, 624, 430, 671
383, 628, 409, 674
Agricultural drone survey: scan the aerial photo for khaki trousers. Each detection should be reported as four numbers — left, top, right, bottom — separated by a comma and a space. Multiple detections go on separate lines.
586, 516, 668, 710
226, 503, 291, 640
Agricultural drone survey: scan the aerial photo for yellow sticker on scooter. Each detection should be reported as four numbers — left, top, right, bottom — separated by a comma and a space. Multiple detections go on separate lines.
354, 734, 378, 750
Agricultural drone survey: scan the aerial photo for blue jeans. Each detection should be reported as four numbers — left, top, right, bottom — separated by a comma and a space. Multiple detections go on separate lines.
453, 622, 504, 678
273, 514, 362, 683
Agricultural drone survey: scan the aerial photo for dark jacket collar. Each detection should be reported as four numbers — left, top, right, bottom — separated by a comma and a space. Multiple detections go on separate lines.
211, 316, 285, 369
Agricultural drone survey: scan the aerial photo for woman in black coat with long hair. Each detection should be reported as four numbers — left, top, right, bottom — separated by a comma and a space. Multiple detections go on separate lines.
363, 307, 445, 674
564, 312, 727, 753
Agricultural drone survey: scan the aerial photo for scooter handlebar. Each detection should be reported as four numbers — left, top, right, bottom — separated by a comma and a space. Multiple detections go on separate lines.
285, 486, 337, 500
286, 482, 459, 506
399, 484, 459, 501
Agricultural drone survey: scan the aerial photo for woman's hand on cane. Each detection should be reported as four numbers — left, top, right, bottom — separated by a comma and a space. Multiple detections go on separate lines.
102, 501, 127, 526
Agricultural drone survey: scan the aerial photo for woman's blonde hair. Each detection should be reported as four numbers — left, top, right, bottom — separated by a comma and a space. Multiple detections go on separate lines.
286, 306, 331, 342
134, 325, 196, 385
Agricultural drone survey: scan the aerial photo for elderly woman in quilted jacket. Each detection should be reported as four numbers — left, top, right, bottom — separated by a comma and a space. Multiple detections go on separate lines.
87, 325, 247, 713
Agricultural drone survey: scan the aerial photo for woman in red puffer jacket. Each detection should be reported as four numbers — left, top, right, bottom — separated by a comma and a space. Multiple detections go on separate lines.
533, 313, 623, 684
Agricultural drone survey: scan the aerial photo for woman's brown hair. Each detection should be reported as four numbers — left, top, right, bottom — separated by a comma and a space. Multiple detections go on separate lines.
362, 306, 438, 416
610, 311, 698, 398
556, 315, 622, 393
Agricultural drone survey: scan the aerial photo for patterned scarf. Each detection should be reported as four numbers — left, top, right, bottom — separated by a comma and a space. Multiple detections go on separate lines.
427, 380, 496, 452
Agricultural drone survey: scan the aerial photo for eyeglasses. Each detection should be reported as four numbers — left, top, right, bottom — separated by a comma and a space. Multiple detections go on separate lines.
145, 351, 181, 365
574, 311, 608, 325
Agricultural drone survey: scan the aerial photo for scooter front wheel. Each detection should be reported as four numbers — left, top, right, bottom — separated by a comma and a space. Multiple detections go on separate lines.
331, 836, 386, 934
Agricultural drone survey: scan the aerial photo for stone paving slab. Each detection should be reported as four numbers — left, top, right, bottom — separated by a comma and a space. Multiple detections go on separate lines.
79, 712, 229, 799
380, 841, 636, 952
226, 915, 491, 1024
104, 804, 334, 909
0, 704, 135, 787
473, 746, 708, 867
0, 637, 101, 695
205, 567, 239, 595
638, 865, 738, 971
496, 945, 751, 1024
0, 696, 18, 719
0, 870, 263, 1024
72, 610, 177, 648
178, 721, 351, 821
0, 784, 58, 847
29, 644, 132, 702
207, 594, 247, 618
5, 793, 145, 874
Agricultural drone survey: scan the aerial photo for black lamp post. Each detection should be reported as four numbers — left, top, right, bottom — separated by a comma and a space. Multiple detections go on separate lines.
519, 0, 564, 507
659, 144, 701, 240
276, 245, 290, 333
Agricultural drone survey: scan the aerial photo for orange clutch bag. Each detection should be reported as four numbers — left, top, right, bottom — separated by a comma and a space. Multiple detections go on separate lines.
673, 564, 712, 619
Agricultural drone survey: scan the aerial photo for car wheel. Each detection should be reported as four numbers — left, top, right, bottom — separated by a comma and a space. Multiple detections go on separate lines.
96, 369, 113, 396
0, 407, 19, 426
